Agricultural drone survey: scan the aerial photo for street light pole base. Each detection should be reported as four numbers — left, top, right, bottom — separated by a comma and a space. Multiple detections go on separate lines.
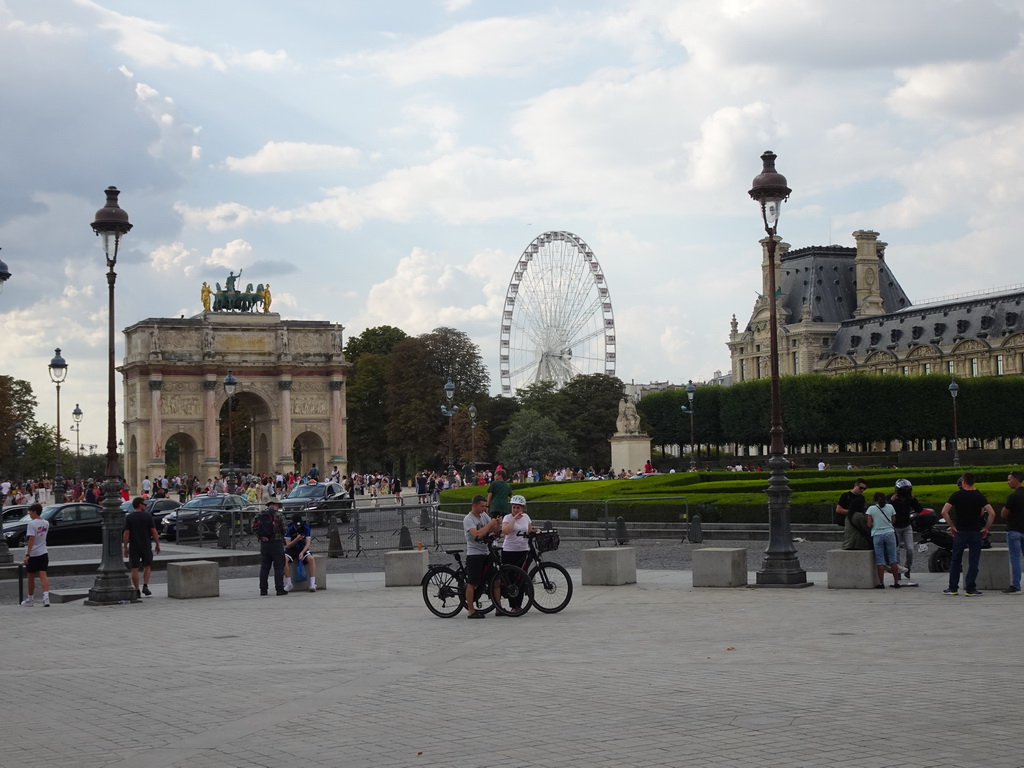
755, 565, 814, 588
85, 478, 138, 606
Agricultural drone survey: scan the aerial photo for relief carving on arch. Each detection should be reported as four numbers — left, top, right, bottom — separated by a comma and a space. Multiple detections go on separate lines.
292, 395, 329, 416
162, 394, 202, 416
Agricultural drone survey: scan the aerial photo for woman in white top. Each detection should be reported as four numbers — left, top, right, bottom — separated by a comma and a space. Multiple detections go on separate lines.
866, 491, 902, 589
501, 494, 534, 610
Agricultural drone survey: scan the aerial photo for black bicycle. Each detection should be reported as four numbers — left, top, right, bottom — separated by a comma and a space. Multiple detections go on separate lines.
421, 538, 534, 618
523, 529, 573, 613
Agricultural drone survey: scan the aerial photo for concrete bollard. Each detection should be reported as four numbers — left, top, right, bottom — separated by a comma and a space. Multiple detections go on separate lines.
217, 522, 231, 549
688, 514, 703, 544
398, 525, 414, 550
615, 516, 629, 545
419, 508, 431, 530
328, 523, 345, 558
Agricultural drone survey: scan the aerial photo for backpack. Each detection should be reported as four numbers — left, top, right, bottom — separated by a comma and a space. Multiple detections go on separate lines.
255, 511, 278, 540
833, 506, 846, 527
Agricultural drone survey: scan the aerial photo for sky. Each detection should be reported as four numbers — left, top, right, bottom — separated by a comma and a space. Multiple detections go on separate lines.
2, 0, 1024, 451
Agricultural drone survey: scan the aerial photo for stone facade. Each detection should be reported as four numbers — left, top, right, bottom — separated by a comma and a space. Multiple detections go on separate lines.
122, 312, 348, 490
728, 230, 1024, 382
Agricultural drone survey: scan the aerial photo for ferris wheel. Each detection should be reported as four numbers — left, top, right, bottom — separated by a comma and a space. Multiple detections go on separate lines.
499, 231, 616, 395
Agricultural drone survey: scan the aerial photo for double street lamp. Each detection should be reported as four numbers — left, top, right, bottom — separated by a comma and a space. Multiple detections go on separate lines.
948, 379, 961, 467
440, 377, 459, 486
72, 403, 83, 478
86, 186, 136, 606
48, 348, 68, 503
684, 380, 696, 472
469, 403, 478, 483
748, 150, 809, 587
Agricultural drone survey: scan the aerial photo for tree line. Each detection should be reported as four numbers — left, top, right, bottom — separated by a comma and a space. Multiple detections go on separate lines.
637, 373, 1024, 456
344, 325, 628, 475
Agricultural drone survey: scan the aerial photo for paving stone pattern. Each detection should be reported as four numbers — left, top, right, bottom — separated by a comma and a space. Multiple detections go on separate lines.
0, 569, 1016, 768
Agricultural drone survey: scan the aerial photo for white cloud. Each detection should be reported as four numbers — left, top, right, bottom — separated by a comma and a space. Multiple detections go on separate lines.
227, 48, 292, 71
339, 16, 576, 84
206, 239, 254, 270
150, 242, 200, 274
223, 141, 362, 173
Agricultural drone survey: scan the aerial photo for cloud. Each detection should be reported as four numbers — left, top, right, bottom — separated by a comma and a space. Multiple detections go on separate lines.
206, 239, 254, 270
226, 48, 292, 71
339, 16, 576, 84
223, 141, 362, 173
150, 242, 200, 275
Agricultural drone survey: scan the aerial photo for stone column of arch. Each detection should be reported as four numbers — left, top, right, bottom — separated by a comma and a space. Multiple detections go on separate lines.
147, 378, 166, 481
329, 379, 346, 473
202, 378, 221, 479
278, 377, 295, 473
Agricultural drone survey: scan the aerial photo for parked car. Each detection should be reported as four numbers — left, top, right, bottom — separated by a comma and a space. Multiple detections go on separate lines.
143, 497, 181, 532
161, 494, 253, 540
2, 502, 104, 548
279, 481, 352, 525
2, 505, 30, 525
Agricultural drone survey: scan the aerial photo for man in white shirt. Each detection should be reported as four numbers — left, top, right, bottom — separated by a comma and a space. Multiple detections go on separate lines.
22, 503, 50, 607
141, 476, 152, 494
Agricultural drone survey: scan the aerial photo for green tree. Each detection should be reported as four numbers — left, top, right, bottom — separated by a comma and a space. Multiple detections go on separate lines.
386, 337, 444, 472
497, 410, 576, 471
0, 376, 38, 478
421, 327, 490, 402
347, 352, 392, 470
556, 374, 625, 469
474, 394, 519, 464
344, 325, 408, 363
516, 380, 562, 420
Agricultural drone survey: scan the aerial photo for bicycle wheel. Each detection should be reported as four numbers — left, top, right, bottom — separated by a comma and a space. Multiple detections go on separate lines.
422, 567, 465, 618
464, 577, 496, 615
490, 564, 534, 617
529, 562, 573, 613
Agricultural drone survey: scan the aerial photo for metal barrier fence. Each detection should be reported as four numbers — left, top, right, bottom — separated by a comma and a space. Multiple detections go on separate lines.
194, 496, 692, 555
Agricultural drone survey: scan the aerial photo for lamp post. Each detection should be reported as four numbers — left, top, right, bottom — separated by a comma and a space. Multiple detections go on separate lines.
86, 185, 136, 605
72, 403, 83, 478
949, 379, 960, 467
469, 403, 477, 483
748, 150, 809, 587
118, 438, 124, 474
48, 348, 68, 504
685, 380, 696, 472
224, 370, 238, 494
0, 247, 10, 292
440, 377, 459, 486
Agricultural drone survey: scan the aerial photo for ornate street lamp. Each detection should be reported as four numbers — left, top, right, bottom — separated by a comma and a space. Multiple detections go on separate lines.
748, 150, 809, 587
0, 247, 10, 292
685, 380, 696, 472
224, 370, 238, 494
949, 379, 960, 467
469, 403, 478, 483
86, 186, 136, 605
48, 348, 68, 504
72, 403, 83, 478
440, 377, 459, 486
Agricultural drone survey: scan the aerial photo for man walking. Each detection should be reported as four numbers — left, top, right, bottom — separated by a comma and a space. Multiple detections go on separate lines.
122, 496, 161, 598
21, 503, 50, 607
941, 472, 995, 596
254, 499, 288, 596
1000, 470, 1024, 594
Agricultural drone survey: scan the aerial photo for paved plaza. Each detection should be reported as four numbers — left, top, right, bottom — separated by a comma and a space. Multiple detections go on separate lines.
0, 564, 1016, 768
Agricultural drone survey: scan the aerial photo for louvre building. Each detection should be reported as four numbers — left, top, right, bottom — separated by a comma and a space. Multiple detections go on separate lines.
728, 230, 1024, 382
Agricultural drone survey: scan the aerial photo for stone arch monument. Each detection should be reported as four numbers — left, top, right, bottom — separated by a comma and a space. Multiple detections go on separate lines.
122, 308, 348, 491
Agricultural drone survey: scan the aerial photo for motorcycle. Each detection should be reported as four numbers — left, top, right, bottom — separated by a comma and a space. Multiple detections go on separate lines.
912, 508, 991, 573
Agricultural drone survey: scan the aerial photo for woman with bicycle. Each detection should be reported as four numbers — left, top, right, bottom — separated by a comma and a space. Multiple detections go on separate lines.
501, 495, 534, 611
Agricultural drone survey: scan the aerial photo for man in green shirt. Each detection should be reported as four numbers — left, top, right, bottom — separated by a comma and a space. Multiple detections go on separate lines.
487, 469, 512, 519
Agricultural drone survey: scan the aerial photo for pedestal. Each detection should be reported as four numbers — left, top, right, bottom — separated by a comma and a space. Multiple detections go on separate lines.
608, 434, 652, 475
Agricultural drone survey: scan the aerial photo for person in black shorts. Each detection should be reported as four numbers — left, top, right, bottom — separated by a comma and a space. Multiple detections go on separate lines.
283, 513, 317, 592
463, 495, 500, 618
22, 503, 50, 607
123, 496, 161, 599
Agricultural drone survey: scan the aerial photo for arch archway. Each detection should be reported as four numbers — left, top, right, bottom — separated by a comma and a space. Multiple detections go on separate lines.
218, 390, 274, 476
293, 430, 326, 476
164, 432, 200, 480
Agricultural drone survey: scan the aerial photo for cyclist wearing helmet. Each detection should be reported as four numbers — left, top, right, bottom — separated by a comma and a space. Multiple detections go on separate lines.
889, 478, 923, 586
501, 494, 534, 610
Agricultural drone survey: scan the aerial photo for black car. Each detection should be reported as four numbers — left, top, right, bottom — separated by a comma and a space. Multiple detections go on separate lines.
279, 482, 352, 525
2, 503, 104, 548
142, 497, 181, 532
161, 494, 254, 540
2, 505, 30, 525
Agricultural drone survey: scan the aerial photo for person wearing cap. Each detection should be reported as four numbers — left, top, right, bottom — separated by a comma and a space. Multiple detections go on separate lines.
464, 494, 501, 618
283, 512, 317, 592
501, 494, 534, 611
889, 479, 922, 586
253, 500, 289, 596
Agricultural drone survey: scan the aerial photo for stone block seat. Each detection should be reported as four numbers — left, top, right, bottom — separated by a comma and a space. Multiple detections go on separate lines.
385, 549, 428, 587
581, 547, 636, 586
693, 547, 747, 587
167, 560, 219, 599
826, 549, 879, 589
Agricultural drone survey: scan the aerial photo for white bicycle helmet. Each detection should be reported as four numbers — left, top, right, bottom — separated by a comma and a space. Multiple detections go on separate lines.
510, 494, 527, 507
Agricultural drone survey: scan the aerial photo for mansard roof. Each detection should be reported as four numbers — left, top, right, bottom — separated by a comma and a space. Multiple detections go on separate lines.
779, 244, 912, 324
824, 288, 1024, 359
